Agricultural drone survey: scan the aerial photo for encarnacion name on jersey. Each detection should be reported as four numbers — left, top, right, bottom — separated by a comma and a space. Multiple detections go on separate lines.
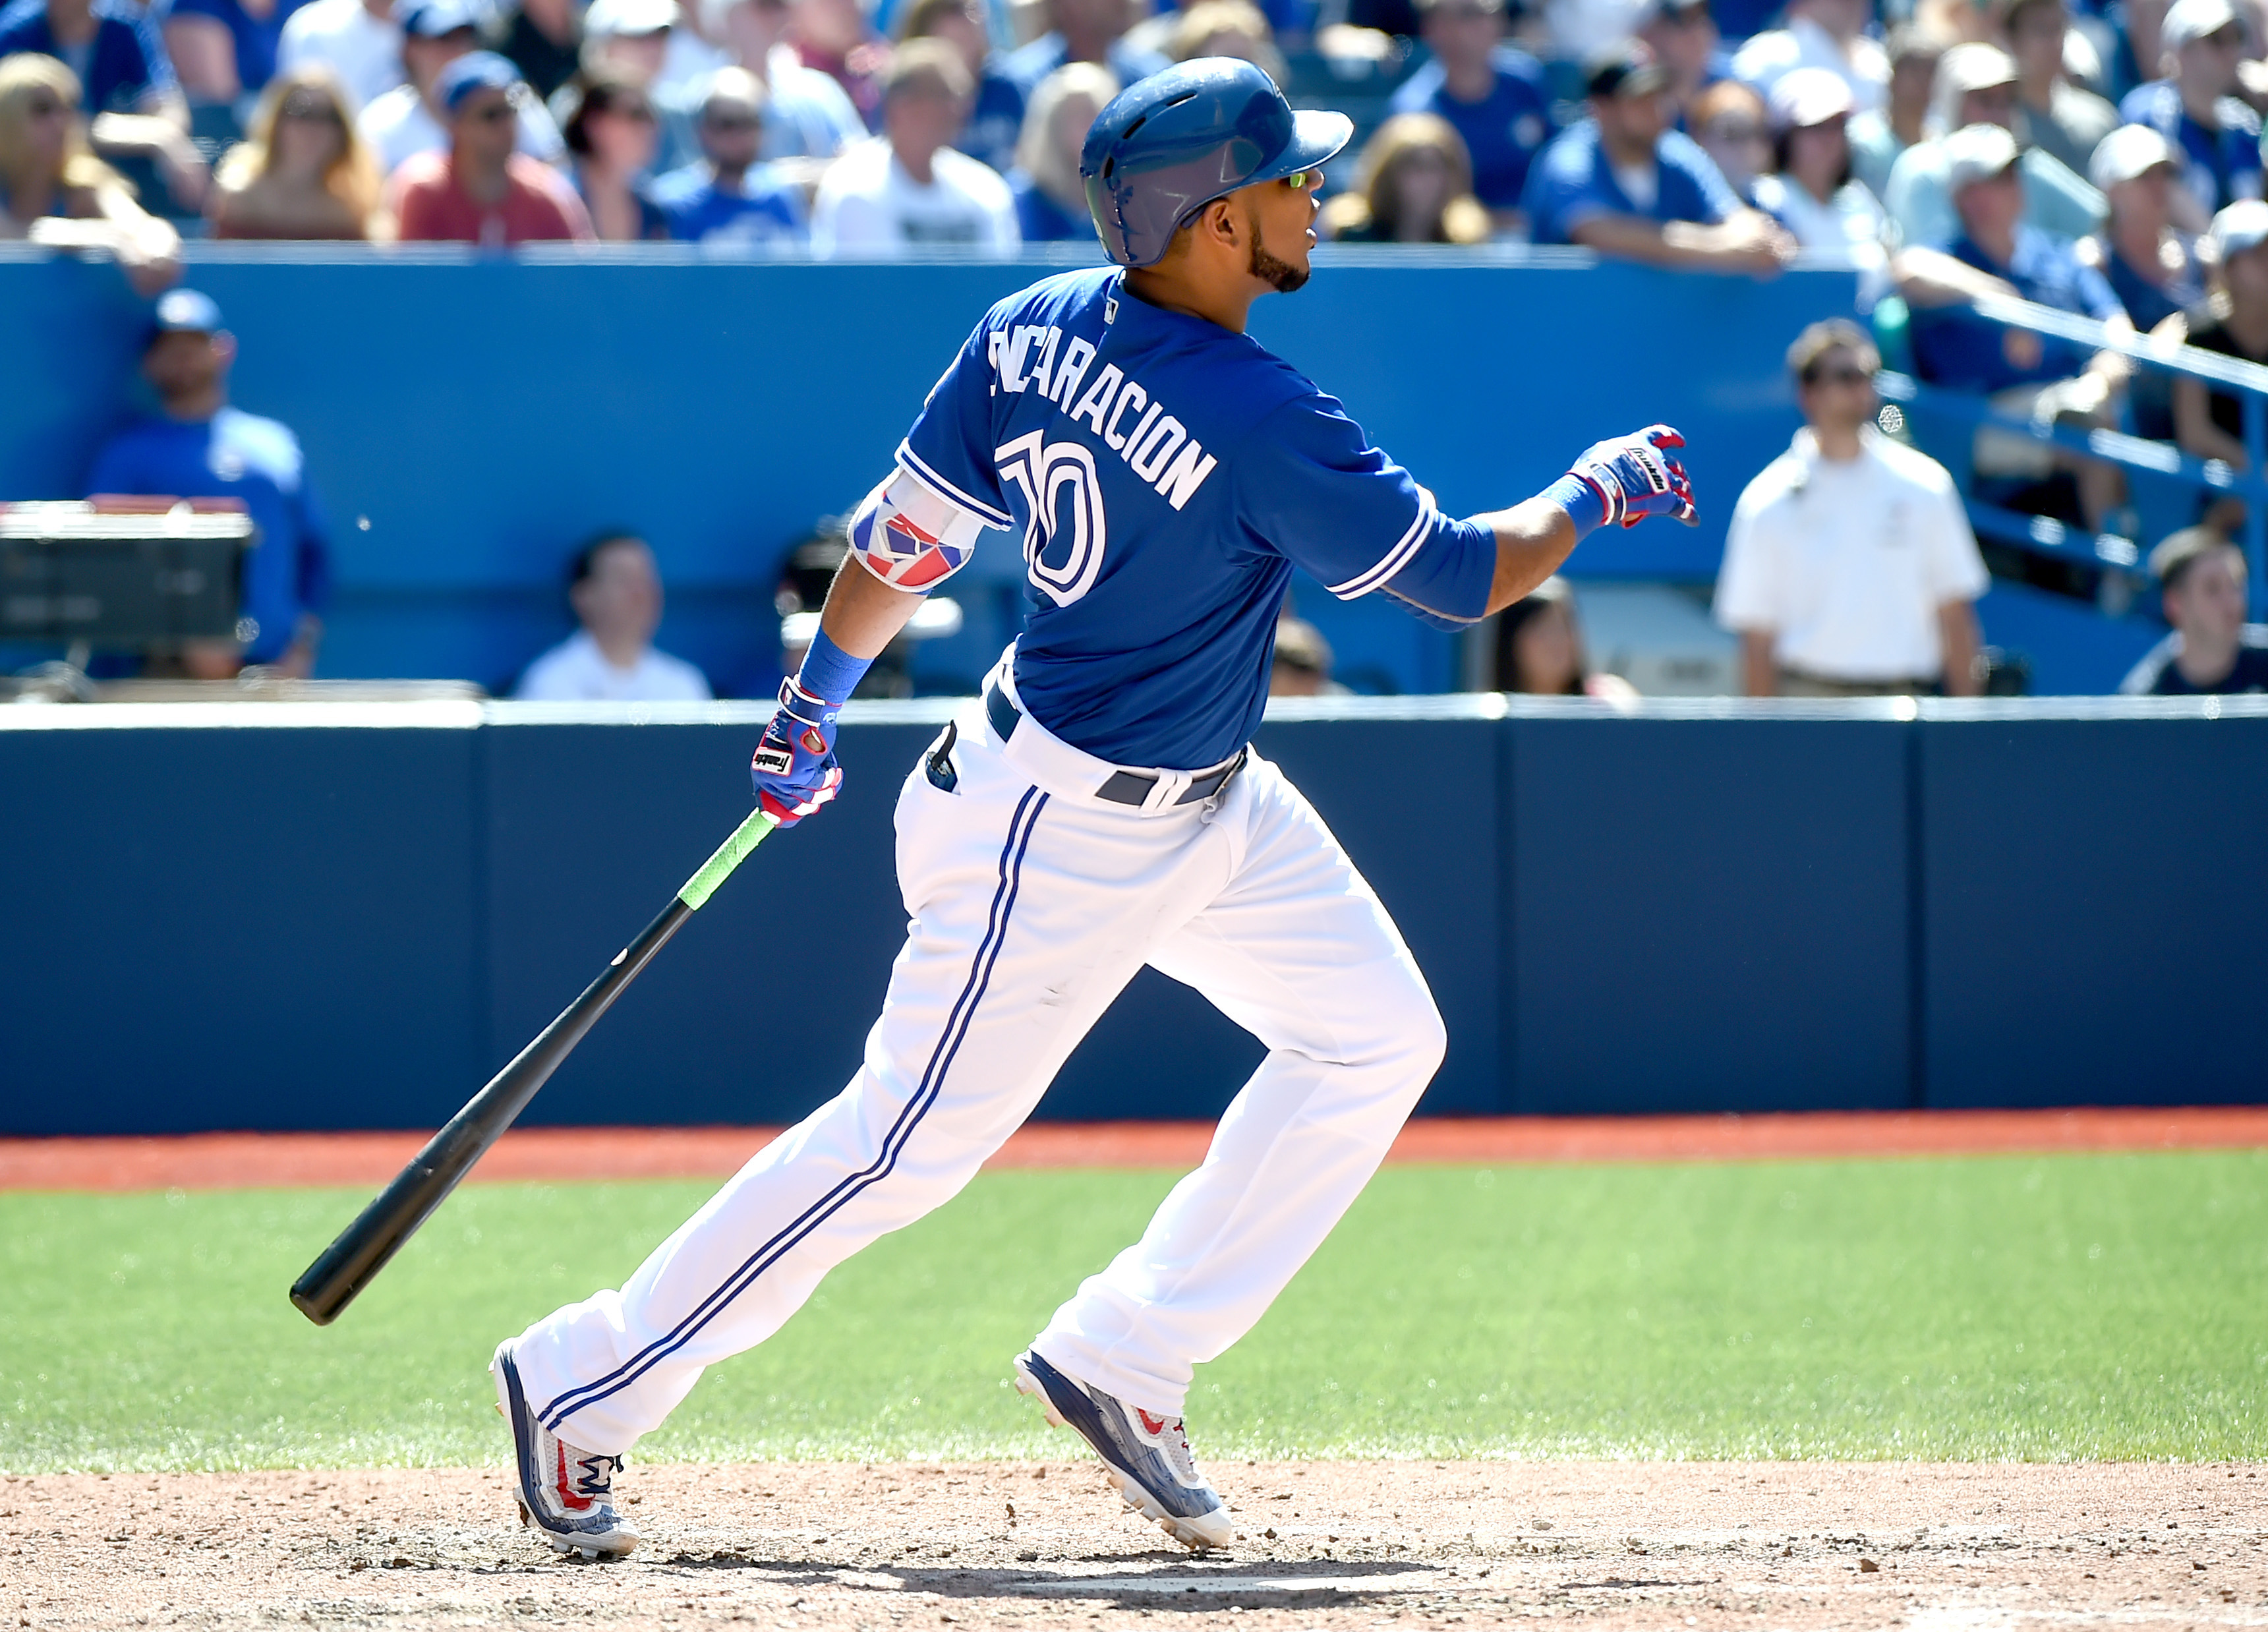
986, 323, 1219, 511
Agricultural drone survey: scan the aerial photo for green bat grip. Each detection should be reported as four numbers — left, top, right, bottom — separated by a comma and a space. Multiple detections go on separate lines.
678, 807, 780, 909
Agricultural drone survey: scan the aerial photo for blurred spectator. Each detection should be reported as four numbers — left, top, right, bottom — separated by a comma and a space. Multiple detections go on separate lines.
1002, 0, 1166, 103
898, 0, 1021, 173
1543, 0, 1651, 65
1004, 58, 1109, 241
1849, 26, 1945, 198
1319, 111, 1491, 242
1268, 614, 1340, 695
358, 0, 565, 175
1493, 576, 1637, 697
575, 0, 691, 102
2001, 0, 2115, 178
1385, 0, 1551, 225
2117, 0, 2261, 227
1753, 67, 1889, 258
1523, 41, 1795, 274
794, 0, 890, 125
1884, 42, 2103, 248
2173, 200, 2268, 525
0, 0, 208, 206
494, 0, 582, 99
89, 289, 331, 678
515, 531, 712, 701
207, 63, 382, 237
277, 0, 403, 111
2080, 123, 2200, 330
811, 38, 1016, 252
652, 63, 805, 239
163, 0, 303, 110
707, 0, 864, 160
1169, 1, 1285, 84
1641, 0, 1722, 131
2118, 527, 2268, 691
390, 51, 595, 241
1898, 123, 2132, 528
1730, 0, 1889, 116
1715, 318, 1987, 697
0, 52, 179, 293
1689, 77, 1770, 199
558, 69, 669, 237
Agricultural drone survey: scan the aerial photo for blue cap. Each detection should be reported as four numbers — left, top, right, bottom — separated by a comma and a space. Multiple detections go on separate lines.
150, 288, 223, 339
395, 0, 477, 36
437, 51, 521, 115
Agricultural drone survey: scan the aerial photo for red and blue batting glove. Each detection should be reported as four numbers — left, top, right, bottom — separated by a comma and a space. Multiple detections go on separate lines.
750, 674, 844, 826
1549, 424, 1698, 539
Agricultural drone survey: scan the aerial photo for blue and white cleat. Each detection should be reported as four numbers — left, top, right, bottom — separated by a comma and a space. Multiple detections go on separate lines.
1012, 1350, 1233, 1551
490, 1340, 641, 1559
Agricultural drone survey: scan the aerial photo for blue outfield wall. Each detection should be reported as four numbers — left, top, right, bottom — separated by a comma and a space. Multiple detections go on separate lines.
1, 696, 2259, 1137
0, 247, 1861, 697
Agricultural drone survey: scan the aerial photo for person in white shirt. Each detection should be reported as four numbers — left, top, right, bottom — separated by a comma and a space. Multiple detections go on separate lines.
515, 532, 713, 702
357, 0, 566, 175
278, 0, 406, 113
1731, 0, 1890, 116
1716, 318, 1989, 696
810, 37, 1018, 254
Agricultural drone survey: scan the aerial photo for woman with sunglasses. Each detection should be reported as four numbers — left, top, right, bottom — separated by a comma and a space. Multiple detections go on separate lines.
0, 52, 179, 295
560, 69, 670, 241
208, 65, 385, 239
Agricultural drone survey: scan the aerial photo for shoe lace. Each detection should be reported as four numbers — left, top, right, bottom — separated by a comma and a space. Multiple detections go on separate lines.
569, 1450, 624, 1500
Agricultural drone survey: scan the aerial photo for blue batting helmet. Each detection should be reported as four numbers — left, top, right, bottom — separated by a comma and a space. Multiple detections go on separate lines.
1080, 59, 1352, 269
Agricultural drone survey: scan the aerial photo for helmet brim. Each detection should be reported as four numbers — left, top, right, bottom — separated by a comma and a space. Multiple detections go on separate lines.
1254, 109, 1355, 185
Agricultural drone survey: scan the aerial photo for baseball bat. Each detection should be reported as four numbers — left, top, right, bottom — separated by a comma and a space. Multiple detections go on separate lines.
289, 806, 779, 1326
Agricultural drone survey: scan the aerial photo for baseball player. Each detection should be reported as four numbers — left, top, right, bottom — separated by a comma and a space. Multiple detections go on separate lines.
490, 57, 1695, 1559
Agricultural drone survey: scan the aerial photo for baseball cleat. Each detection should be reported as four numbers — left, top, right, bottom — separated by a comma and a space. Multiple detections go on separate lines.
490, 1340, 640, 1560
1012, 1350, 1233, 1551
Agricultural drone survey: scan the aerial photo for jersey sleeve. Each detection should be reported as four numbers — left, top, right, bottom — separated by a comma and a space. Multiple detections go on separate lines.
1237, 392, 1496, 629
896, 318, 1014, 527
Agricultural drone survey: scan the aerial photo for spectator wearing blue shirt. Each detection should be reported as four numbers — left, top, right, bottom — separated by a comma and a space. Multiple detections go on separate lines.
1898, 123, 2134, 528
894, 0, 1023, 175
164, 0, 309, 109
87, 290, 332, 676
652, 65, 805, 241
1004, 58, 1111, 241
1522, 39, 1795, 273
0, 0, 208, 206
1387, 0, 1551, 226
2081, 123, 2201, 332
2116, 0, 2262, 228
1001, 0, 1167, 103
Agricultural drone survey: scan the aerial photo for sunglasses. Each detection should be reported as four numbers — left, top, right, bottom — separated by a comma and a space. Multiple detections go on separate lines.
1805, 365, 1875, 386
1282, 169, 1319, 189
608, 102, 657, 122
703, 111, 760, 130
469, 100, 517, 122
278, 96, 341, 122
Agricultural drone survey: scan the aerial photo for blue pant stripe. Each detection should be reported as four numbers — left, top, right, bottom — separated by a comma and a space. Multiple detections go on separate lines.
536, 785, 1049, 1432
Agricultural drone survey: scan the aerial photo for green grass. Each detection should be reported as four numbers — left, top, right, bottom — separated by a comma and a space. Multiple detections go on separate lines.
4, 1151, 2265, 1471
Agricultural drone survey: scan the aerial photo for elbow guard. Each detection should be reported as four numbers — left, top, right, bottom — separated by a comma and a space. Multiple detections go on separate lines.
846, 468, 987, 592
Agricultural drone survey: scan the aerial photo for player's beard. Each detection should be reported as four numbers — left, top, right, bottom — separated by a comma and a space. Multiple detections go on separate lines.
1245, 203, 1310, 293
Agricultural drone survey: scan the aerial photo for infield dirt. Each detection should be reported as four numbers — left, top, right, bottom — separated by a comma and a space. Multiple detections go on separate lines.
5, 1461, 2261, 1632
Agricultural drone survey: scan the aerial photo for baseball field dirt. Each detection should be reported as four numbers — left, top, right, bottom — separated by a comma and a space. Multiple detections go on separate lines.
7, 1459, 2261, 1631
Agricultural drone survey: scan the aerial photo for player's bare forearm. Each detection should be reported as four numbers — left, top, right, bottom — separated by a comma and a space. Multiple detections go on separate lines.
1474, 497, 1581, 616
817, 555, 927, 659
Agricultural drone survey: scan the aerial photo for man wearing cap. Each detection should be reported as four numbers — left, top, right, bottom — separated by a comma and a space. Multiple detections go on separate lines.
1999, 0, 2114, 179
1898, 121, 2134, 528
1883, 41, 2103, 250
391, 51, 596, 242
810, 37, 1016, 252
1386, 0, 1554, 223
2118, 0, 2263, 225
2080, 123, 2201, 332
1730, 0, 1888, 116
2118, 527, 2268, 692
651, 63, 806, 240
278, 0, 407, 111
1523, 39, 1795, 272
86, 290, 332, 680
357, 0, 566, 175
1716, 318, 1987, 697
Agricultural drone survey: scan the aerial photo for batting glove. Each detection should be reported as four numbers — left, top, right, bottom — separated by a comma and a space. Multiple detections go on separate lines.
1559, 424, 1698, 534
750, 675, 844, 827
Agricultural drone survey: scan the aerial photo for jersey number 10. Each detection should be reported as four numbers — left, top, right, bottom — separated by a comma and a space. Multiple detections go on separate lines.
995, 431, 1108, 608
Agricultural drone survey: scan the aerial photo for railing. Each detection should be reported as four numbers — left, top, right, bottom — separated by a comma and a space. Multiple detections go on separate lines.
1877, 290, 2268, 618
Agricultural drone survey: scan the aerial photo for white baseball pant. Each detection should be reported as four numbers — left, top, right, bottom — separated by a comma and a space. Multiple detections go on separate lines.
511, 666, 1446, 1455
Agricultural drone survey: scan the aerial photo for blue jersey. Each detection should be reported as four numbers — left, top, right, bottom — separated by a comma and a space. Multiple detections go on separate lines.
898, 268, 1495, 769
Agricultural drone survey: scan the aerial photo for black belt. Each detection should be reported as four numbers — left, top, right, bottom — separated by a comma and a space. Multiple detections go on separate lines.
985, 683, 1246, 807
